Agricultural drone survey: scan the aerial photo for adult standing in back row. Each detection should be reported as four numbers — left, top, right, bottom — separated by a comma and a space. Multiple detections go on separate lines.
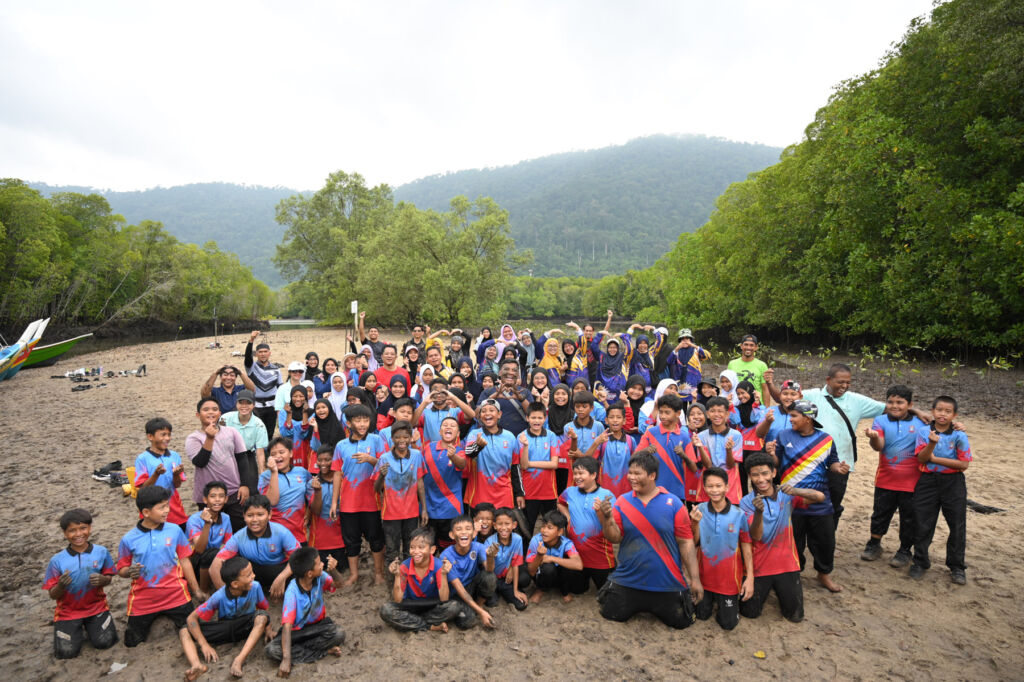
728, 334, 770, 406
245, 330, 282, 442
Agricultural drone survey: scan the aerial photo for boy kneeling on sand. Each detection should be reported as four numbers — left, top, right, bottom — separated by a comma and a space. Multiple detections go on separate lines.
380, 527, 462, 633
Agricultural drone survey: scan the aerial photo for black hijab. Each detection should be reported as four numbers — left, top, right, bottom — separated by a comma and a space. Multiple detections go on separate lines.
736, 380, 758, 428
288, 385, 308, 422
304, 352, 320, 382
313, 399, 344, 448
547, 383, 574, 436
625, 374, 647, 422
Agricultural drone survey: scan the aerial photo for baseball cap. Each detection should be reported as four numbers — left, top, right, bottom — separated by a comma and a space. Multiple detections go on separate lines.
236, 389, 255, 403
789, 400, 823, 428
780, 380, 802, 392
287, 361, 305, 372
677, 328, 694, 340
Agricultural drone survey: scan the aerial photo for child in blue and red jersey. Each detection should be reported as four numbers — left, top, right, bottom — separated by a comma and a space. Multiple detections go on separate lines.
379, 398, 418, 450
463, 400, 524, 511
697, 397, 744, 504
517, 402, 561, 535
307, 446, 345, 580
564, 391, 605, 465
116, 486, 203, 656
557, 456, 616, 595
911, 395, 972, 585
186, 480, 233, 592
440, 515, 497, 629
258, 437, 312, 546
210, 494, 299, 599
483, 508, 528, 610
184, 556, 269, 679
134, 417, 188, 528
414, 379, 475, 443
585, 404, 636, 497
775, 400, 849, 594
422, 417, 466, 549
330, 403, 387, 586
729, 380, 765, 497
43, 508, 118, 659
690, 467, 753, 630
278, 385, 317, 470
636, 393, 696, 502
738, 453, 823, 623
373, 420, 427, 569
380, 527, 462, 633
683, 404, 710, 505
265, 548, 345, 676
525, 510, 582, 603
861, 385, 928, 567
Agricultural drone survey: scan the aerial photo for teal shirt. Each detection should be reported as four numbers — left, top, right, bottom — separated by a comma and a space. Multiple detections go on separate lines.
801, 387, 885, 471
222, 411, 270, 451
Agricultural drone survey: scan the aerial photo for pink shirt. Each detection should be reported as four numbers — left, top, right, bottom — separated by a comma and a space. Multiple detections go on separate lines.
185, 426, 247, 498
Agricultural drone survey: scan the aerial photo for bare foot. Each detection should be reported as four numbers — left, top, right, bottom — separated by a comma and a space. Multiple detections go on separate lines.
343, 572, 359, 587
373, 573, 386, 586
561, 593, 574, 604
528, 591, 543, 604
185, 663, 208, 682
818, 573, 843, 593
327, 646, 343, 657
429, 623, 449, 633
229, 658, 244, 678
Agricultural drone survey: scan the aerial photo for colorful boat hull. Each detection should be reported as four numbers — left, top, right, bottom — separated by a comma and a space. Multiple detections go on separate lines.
21, 333, 93, 369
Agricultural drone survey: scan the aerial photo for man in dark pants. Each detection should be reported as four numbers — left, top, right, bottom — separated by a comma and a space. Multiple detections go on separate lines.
244, 330, 282, 442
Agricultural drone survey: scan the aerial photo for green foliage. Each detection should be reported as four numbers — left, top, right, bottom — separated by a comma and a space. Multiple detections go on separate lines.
275, 173, 530, 326
638, 0, 1024, 353
0, 180, 274, 328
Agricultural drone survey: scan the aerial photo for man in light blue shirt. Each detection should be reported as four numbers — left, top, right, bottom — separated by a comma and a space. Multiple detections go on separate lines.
221, 390, 269, 497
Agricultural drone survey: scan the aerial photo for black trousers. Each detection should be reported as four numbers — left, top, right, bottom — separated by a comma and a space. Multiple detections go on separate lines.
523, 499, 556, 537
695, 590, 740, 630
451, 571, 497, 629
870, 487, 916, 551
340, 511, 385, 557
254, 406, 277, 442
379, 600, 462, 631
739, 571, 803, 622
199, 611, 266, 644
792, 512, 836, 574
912, 472, 967, 570
383, 517, 418, 567
124, 602, 194, 647
555, 469, 570, 495
426, 517, 455, 549
565, 566, 612, 594
533, 562, 574, 594
494, 570, 530, 610
598, 581, 695, 629
251, 561, 288, 595
265, 618, 344, 664
828, 470, 849, 528
53, 611, 118, 659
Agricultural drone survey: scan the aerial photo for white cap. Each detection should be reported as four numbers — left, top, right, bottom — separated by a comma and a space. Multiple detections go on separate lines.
287, 361, 305, 372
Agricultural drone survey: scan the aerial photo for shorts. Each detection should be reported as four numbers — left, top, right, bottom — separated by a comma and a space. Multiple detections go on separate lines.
340, 511, 385, 557
251, 562, 289, 594
125, 602, 194, 647
317, 548, 347, 568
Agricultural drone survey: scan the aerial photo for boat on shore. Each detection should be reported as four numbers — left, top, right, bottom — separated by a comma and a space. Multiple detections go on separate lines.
0, 318, 50, 381
21, 332, 94, 369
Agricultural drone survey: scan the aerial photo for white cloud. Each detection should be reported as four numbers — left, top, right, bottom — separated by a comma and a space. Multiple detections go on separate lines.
0, 0, 934, 191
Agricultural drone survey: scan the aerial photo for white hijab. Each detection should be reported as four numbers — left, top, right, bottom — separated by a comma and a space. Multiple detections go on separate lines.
718, 369, 740, 406
327, 372, 348, 419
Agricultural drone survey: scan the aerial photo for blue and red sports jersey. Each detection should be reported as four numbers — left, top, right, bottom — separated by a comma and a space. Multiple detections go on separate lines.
277, 412, 317, 470
637, 423, 695, 502
515, 430, 559, 501
419, 406, 463, 443
595, 433, 635, 498
682, 429, 705, 502
777, 428, 838, 516
695, 501, 751, 595
194, 582, 269, 622
373, 449, 425, 521
185, 511, 233, 552
43, 544, 116, 621
439, 541, 488, 586
526, 534, 578, 562
739, 490, 806, 577
567, 418, 605, 458
399, 555, 444, 601
216, 522, 299, 565
306, 477, 344, 551
610, 488, 692, 592
331, 435, 387, 513
759, 406, 793, 445
873, 414, 928, 491
281, 573, 334, 630
117, 522, 193, 616
133, 449, 188, 525
463, 428, 519, 508
558, 485, 616, 569
422, 441, 465, 520
696, 428, 744, 503
729, 406, 765, 451
483, 533, 524, 579
258, 467, 311, 544
379, 425, 424, 452
916, 427, 972, 474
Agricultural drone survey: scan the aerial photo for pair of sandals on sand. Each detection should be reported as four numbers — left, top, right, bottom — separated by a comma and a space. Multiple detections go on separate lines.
92, 461, 129, 487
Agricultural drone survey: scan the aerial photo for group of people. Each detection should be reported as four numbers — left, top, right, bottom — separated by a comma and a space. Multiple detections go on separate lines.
44, 313, 974, 678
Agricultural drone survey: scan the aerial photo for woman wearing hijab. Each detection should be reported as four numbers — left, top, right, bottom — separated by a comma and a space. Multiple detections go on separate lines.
594, 336, 628, 395
313, 357, 339, 399
311, 398, 345, 451
411, 363, 436, 403
454, 357, 480, 404
544, 383, 575, 494
304, 352, 320, 382
695, 377, 719, 408
359, 344, 380, 372
404, 345, 421, 381
623, 374, 650, 435
535, 337, 564, 389
718, 369, 740, 407
638, 377, 679, 435
527, 368, 551, 406
279, 385, 316, 469
494, 324, 518, 358
621, 325, 663, 396
327, 372, 348, 420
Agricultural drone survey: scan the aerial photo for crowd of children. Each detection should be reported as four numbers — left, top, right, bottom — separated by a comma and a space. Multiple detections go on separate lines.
43, 317, 974, 677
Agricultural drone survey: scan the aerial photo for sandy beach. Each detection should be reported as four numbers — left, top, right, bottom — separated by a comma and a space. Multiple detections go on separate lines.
1, 328, 1021, 681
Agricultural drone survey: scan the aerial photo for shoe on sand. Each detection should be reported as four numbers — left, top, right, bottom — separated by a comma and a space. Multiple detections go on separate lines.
889, 551, 912, 568
950, 569, 967, 585
860, 542, 883, 561
908, 565, 926, 579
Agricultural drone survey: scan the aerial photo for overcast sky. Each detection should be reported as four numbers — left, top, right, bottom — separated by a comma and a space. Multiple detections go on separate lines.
0, 0, 936, 192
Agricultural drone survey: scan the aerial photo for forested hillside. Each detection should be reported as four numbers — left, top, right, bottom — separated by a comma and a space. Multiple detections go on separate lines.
395, 135, 781, 276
